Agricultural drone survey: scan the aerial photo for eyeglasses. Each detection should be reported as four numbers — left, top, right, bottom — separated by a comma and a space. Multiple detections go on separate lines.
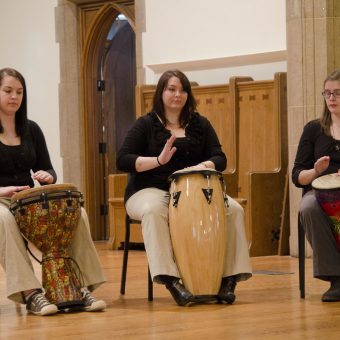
322, 89, 340, 99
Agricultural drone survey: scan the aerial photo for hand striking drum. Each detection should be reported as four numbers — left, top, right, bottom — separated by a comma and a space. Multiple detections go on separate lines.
10, 183, 85, 309
168, 169, 228, 299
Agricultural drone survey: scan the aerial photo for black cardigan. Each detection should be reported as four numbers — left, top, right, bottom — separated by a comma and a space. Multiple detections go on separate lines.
0, 120, 57, 188
292, 119, 340, 193
117, 111, 227, 202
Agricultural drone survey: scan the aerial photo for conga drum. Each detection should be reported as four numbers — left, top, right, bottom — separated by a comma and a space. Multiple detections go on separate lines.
312, 173, 340, 249
168, 169, 228, 298
10, 183, 85, 309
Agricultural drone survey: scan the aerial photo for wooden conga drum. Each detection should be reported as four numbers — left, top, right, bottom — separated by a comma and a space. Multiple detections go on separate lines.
312, 173, 340, 249
168, 169, 228, 298
10, 183, 85, 309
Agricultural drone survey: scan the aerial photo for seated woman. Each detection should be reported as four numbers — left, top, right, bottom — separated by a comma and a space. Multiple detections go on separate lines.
0, 67, 107, 316
292, 69, 340, 302
117, 69, 252, 306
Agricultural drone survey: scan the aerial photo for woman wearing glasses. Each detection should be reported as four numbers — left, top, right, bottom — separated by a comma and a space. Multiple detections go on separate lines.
292, 69, 340, 302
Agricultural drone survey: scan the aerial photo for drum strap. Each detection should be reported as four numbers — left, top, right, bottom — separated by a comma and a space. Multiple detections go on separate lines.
22, 238, 85, 288
23, 238, 42, 264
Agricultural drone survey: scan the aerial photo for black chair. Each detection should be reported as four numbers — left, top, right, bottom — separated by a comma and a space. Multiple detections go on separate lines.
298, 212, 305, 298
120, 214, 153, 301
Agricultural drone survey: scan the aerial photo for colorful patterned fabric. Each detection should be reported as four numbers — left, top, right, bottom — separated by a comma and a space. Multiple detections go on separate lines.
315, 189, 340, 250
11, 191, 83, 307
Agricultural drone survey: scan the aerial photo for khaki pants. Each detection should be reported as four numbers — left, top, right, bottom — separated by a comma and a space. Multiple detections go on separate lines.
0, 198, 106, 304
126, 188, 252, 283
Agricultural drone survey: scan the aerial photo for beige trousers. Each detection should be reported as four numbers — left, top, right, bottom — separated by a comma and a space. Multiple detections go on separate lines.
126, 188, 252, 283
0, 198, 106, 304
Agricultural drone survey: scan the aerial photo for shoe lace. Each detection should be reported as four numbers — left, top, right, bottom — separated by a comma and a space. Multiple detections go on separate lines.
81, 288, 96, 306
31, 293, 50, 309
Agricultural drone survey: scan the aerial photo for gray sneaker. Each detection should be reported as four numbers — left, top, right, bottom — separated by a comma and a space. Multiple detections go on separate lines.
26, 292, 58, 316
82, 288, 106, 312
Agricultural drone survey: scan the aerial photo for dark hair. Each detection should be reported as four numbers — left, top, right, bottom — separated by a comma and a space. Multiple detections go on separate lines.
320, 69, 340, 136
152, 69, 197, 128
0, 67, 28, 136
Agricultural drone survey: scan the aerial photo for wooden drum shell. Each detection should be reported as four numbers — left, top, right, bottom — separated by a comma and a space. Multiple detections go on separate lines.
169, 169, 227, 295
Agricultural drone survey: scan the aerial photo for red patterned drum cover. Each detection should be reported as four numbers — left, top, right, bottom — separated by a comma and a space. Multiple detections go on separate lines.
312, 174, 340, 250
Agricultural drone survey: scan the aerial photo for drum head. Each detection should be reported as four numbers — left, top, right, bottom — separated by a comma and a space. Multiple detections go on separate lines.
11, 183, 79, 202
312, 173, 340, 190
168, 168, 222, 182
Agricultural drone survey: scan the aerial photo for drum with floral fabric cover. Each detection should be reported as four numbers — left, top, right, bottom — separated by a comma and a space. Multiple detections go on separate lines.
312, 173, 340, 250
10, 183, 85, 309
168, 169, 228, 299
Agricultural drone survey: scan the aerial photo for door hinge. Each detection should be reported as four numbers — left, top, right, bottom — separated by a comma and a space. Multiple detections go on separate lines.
97, 80, 105, 91
100, 204, 108, 216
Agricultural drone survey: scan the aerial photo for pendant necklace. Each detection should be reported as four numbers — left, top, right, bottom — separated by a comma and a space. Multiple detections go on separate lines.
331, 125, 340, 151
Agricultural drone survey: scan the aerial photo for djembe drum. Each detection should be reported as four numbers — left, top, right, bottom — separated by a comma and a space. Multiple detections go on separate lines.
168, 169, 228, 299
10, 183, 85, 309
312, 173, 340, 250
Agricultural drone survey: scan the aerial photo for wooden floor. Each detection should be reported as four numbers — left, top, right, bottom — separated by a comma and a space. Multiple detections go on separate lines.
1, 242, 340, 339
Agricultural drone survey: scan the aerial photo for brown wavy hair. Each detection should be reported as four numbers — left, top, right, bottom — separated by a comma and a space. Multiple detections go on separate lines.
152, 69, 197, 128
0, 67, 28, 136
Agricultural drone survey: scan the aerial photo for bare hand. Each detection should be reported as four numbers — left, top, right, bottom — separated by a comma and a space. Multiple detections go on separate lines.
32, 170, 54, 184
158, 135, 177, 165
0, 186, 30, 198
314, 156, 330, 176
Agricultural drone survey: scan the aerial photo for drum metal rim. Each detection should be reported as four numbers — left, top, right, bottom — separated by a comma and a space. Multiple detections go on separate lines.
11, 183, 79, 201
10, 190, 83, 212
168, 169, 222, 182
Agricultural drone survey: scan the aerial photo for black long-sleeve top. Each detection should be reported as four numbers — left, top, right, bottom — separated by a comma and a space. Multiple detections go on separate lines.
0, 120, 57, 188
292, 119, 340, 193
117, 111, 227, 202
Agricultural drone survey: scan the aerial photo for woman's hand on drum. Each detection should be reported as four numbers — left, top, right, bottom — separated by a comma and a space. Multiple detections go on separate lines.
157, 135, 177, 165
299, 156, 331, 185
32, 170, 54, 184
314, 156, 330, 176
0, 186, 30, 197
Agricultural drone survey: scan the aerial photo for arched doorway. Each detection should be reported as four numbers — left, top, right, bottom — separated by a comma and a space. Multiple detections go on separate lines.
81, 3, 136, 240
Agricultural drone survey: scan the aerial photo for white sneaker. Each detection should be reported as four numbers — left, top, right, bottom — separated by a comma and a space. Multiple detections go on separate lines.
82, 288, 106, 312
26, 292, 58, 316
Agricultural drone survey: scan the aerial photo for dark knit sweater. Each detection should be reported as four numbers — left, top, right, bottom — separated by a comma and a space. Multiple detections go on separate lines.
0, 120, 56, 188
117, 111, 226, 202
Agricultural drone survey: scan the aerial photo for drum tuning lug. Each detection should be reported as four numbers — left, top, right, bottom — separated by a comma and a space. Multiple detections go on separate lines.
202, 188, 213, 204
19, 207, 26, 216
80, 193, 84, 207
66, 199, 72, 207
223, 194, 229, 207
41, 193, 49, 210
172, 191, 181, 207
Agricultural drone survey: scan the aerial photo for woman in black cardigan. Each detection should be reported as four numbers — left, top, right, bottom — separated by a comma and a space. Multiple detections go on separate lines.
0, 68, 106, 316
292, 69, 340, 302
117, 69, 251, 306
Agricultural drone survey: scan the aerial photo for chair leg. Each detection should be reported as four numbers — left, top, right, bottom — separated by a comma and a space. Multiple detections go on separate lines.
148, 266, 153, 302
298, 213, 305, 299
120, 214, 131, 295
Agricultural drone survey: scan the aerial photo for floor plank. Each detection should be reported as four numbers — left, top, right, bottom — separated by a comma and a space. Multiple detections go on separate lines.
1, 242, 339, 339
